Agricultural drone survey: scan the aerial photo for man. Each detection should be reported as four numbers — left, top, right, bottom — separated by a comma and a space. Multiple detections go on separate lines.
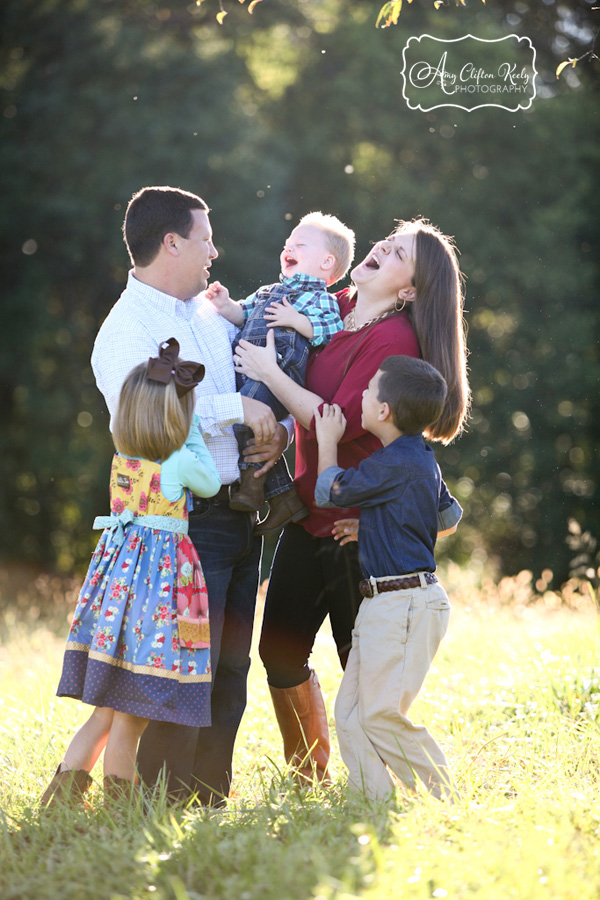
92, 185, 289, 804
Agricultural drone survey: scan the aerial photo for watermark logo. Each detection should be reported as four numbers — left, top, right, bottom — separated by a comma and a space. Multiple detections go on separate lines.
401, 34, 537, 112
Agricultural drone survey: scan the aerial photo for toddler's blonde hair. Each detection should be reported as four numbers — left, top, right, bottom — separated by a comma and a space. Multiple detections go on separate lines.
298, 211, 355, 284
112, 362, 195, 462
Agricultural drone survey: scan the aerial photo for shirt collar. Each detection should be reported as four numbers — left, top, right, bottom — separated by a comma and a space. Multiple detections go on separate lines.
390, 433, 427, 449
125, 271, 199, 320
279, 272, 327, 290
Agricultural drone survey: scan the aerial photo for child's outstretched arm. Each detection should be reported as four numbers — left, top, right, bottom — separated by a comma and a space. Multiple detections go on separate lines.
205, 281, 244, 327
314, 403, 347, 474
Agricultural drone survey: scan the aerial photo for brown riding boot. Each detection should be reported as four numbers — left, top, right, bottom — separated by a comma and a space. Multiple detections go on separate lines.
40, 763, 93, 809
269, 669, 331, 784
103, 774, 140, 808
254, 485, 308, 536
229, 466, 266, 512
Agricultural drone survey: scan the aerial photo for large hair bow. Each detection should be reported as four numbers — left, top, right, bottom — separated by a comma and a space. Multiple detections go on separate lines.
147, 338, 205, 398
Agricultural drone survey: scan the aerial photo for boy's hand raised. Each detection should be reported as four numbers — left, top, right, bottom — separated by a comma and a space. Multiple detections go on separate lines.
315, 404, 346, 475
314, 403, 347, 445
204, 280, 230, 307
205, 281, 244, 326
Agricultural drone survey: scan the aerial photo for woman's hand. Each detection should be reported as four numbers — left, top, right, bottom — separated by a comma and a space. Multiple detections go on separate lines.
331, 518, 359, 545
234, 329, 279, 384
235, 328, 324, 430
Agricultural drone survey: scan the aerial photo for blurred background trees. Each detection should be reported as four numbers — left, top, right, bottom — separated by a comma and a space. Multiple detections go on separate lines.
1, 0, 598, 587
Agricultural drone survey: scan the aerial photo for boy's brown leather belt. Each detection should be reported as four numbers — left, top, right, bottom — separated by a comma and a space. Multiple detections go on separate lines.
359, 572, 438, 598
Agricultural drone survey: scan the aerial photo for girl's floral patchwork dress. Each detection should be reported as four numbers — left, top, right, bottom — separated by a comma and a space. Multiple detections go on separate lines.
58, 450, 217, 727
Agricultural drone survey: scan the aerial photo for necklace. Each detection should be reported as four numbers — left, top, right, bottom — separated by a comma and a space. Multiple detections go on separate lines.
345, 307, 396, 333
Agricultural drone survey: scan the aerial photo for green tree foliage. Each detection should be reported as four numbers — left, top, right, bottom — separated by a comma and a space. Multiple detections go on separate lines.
204, 0, 599, 80
1, 0, 598, 585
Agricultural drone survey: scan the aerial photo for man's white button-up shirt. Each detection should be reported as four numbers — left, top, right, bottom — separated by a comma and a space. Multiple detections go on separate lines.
91, 271, 246, 485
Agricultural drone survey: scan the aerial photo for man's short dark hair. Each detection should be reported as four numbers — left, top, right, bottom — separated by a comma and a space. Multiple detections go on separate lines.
378, 355, 448, 435
123, 186, 209, 267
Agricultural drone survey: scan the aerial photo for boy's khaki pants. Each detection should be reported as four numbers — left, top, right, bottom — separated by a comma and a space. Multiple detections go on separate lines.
335, 579, 457, 801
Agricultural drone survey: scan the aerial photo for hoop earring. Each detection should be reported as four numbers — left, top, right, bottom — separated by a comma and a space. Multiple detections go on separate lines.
395, 297, 406, 313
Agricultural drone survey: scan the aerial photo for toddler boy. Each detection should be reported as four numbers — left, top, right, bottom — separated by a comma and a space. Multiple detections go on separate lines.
314, 355, 462, 801
206, 212, 355, 534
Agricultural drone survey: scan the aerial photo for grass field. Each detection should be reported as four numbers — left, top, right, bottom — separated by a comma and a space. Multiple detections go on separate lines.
1, 566, 599, 900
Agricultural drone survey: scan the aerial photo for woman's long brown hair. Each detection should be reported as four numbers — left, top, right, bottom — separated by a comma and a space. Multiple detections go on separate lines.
394, 219, 470, 444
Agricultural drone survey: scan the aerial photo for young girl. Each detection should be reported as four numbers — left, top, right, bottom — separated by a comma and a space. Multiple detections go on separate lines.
41, 338, 221, 806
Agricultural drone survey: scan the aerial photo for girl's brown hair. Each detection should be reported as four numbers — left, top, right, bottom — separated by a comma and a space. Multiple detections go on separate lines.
112, 362, 195, 462
393, 218, 470, 444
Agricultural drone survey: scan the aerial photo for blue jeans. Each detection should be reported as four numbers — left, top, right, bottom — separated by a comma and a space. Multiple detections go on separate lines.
233, 310, 309, 499
137, 496, 261, 804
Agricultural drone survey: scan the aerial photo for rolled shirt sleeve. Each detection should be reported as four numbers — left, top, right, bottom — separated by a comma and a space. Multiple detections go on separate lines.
437, 477, 462, 531
438, 497, 463, 532
195, 392, 244, 438
314, 465, 347, 508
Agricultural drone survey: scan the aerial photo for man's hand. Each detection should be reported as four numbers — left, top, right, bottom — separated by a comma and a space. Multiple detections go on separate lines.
314, 403, 347, 446
264, 297, 313, 340
242, 423, 287, 477
205, 281, 244, 326
331, 517, 359, 546
241, 396, 277, 446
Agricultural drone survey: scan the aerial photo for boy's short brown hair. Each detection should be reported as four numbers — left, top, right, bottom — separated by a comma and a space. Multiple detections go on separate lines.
378, 356, 448, 436
298, 212, 355, 284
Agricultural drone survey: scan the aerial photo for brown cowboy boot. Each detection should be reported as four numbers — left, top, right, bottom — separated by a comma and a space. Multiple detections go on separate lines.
40, 763, 93, 809
254, 485, 308, 536
103, 774, 141, 808
269, 669, 331, 784
229, 466, 267, 513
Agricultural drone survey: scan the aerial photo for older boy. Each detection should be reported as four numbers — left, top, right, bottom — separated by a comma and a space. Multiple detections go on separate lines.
207, 212, 355, 534
314, 355, 461, 801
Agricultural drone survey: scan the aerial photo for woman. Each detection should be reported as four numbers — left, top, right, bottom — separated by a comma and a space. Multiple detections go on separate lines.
234, 218, 470, 783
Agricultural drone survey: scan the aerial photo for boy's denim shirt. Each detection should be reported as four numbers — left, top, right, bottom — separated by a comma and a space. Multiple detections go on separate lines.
315, 433, 462, 578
